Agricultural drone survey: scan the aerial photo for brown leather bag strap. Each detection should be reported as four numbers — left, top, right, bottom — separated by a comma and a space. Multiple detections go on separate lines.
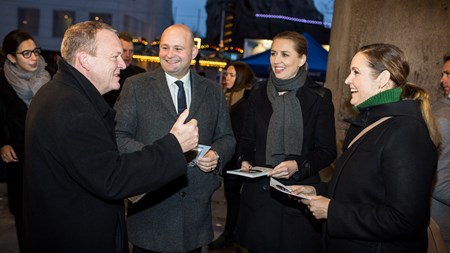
347, 116, 393, 149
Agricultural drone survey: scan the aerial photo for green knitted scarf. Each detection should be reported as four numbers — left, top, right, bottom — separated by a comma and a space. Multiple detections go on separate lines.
353, 87, 402, 113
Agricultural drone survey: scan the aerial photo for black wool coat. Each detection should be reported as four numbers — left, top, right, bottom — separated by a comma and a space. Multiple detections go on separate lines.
22, 58, 187, 253
323, 100, 437, 253
236, 78, 337, 253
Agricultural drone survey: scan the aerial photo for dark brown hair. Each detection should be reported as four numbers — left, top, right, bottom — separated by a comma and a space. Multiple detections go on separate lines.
118, 32, 133, 43
225, 61, 255, 92
272, 31, 308, 57
2, 30, 34, 56
358, 43, 409, 87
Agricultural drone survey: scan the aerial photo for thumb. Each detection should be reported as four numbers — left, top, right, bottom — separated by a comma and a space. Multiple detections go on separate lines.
174, 109, 189, 125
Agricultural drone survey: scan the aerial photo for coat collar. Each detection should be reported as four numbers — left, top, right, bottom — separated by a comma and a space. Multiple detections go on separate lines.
55, 57, 113, 118
347, 100, 423, 127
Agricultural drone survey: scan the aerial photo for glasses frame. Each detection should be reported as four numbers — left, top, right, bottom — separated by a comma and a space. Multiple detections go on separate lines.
15, 47, 41, 59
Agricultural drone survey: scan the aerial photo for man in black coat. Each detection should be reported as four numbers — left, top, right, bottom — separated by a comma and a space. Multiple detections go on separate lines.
22, 21, 199, 253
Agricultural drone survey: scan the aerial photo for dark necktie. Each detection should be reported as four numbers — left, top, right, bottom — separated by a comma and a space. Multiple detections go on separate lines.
175, 80, 187, 115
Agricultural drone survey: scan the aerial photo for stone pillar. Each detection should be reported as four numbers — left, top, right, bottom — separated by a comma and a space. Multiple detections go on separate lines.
326, 0, 450, 143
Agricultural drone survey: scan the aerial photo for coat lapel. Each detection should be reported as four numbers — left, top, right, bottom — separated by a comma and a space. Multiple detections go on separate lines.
152, 68, 179, 118
327, 140, 363, 197
188, 72, 208, 117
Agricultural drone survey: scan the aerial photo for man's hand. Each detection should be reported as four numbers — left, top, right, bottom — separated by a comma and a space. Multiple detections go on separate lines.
170, 109, 198, 152
197, 150, 219, 172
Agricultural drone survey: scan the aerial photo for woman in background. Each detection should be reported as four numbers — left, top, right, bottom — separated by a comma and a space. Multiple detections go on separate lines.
293, 43, 440, 253
209, 61, 255, 249
235, 31, 337, 253
0, 30, 51, 251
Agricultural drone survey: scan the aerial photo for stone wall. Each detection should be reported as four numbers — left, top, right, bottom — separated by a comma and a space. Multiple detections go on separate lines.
327, 0, 450, 143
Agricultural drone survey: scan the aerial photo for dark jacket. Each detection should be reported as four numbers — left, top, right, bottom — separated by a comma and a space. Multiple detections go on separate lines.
114, 67, 236, 252
0, 70, 27, 157
223, 89, 252, 172
236, 78, 337, 253
324, 100, 437, 253
22, 58, 187, 253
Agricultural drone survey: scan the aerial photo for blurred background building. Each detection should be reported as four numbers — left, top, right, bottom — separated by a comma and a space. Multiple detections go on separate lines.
0, 0, 173, 51
205, 0, 333, 50
0, 0, 334, 80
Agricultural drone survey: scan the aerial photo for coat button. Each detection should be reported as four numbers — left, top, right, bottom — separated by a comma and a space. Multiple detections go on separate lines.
262, 185, 268, 190
181, 191, 186, 197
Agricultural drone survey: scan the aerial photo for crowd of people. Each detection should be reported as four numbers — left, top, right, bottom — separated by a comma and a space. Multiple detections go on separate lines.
0, 20, 448, 253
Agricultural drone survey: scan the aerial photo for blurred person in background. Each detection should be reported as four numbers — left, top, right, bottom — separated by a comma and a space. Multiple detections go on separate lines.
209, 61, 255, 249
103, 31, 145, 107
0, 29, 51, 252
431, 53, 450, 252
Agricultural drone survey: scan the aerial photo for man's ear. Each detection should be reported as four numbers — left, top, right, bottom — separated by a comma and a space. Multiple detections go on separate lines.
191, 46, 199, 60
77, 52, 91, 71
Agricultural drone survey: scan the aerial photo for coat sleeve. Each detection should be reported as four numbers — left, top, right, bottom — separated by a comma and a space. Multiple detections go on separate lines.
237, 88, 258, 165
60, 110, 187, 200
287, 87, 337, 181
433, 117, 450, 205
209, 83, 236, 168
327, 119, 437, 240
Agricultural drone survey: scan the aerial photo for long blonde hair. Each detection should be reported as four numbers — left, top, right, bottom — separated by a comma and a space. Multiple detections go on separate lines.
401, 83, 440, 148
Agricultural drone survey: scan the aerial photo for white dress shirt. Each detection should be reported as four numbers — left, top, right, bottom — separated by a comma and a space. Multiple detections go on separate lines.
165, 72, 192, 112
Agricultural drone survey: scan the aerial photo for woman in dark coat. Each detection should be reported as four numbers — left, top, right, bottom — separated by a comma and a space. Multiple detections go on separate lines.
209, 61, 255, 249
0, 30, 51, 251
235, 31, 337, 253
293, 43, 440, 253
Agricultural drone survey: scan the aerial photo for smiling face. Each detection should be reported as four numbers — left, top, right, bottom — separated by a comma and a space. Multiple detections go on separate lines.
441, 60, 450, 96
270, 38, 306, 80
345, 52, 381, 106
159, 24, 198, 79
8, 39, 39, 72
85, 29, 126, 94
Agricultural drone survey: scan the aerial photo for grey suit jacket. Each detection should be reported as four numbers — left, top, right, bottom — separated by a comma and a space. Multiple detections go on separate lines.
114, 67, 235, 252
432, 97, 450, 251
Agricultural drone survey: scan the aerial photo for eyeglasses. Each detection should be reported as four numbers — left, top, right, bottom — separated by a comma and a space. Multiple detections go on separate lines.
15, 48, 41, 59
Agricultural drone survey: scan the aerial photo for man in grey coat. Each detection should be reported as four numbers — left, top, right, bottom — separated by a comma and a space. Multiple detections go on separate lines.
431, 53, 450, 252
114, 24, 235, 253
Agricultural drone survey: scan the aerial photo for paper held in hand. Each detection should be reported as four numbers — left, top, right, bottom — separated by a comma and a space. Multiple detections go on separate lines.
186, 144, 211, 167
270, 178, 311, 199
227, 166, 272, 178
128, 144, 211, 204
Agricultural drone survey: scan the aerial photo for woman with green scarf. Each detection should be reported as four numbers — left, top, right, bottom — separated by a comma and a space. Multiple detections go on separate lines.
291, 43, 440, 253
235, 31, 337, 253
